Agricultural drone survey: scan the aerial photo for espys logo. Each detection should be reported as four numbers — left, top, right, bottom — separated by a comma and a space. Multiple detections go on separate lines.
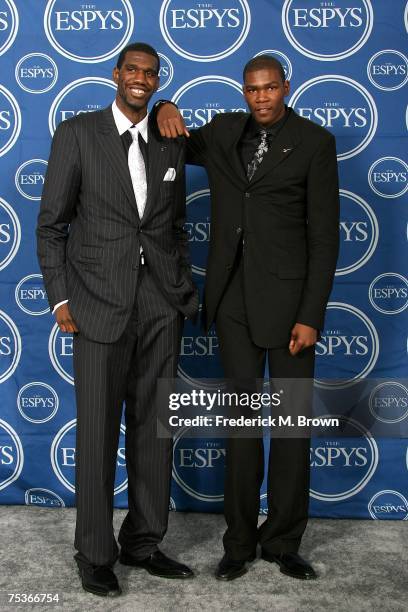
0, 196, 21, 272
310, 417, 378, 502
0, 419, 23, 491
172, 75, 245, 129
369, 273, 408, 315
158, 52, 174, 92
0, 84, 21, 157
15, 160, 48, 201
17, 382, 59, 424
15, 53, 58, 94
369, 382, 408, 424
0, 0, 18, 57
368, 157, 408, 199
282, 0, 373, 61
169, 496, 176, 511
160, 0, 250, 62
337, 190, 378, 276
15, 274, 49, 316
172, 429, 225, 502
25, 488, 65, 508
178, 306, 222, 390
368, 490, 408, 520
48, 322, 74, 385
259, 492, 268, 515
0, 310, 21, 384
185, 189, 211, 277
254, 49, 292, 80
51, 419, 127, 494
49, 77, 116, 135
367, 50, 408, 92
44, 0, 133, 63
289, 75, 377, 160
315, 303, 379, 389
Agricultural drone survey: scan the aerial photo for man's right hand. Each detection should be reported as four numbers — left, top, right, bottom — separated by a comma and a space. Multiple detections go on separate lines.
54, 303, 79, 334
157, 103, 190, 139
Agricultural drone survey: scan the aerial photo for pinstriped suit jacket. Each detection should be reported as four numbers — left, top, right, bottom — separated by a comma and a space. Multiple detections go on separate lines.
37, 106, 198, 343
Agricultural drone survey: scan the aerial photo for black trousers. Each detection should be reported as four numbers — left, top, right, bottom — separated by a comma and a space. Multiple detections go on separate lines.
73, 267, 183, 568
215, 259, 315, 561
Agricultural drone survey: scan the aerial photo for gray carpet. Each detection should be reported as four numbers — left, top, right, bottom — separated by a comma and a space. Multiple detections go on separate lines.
0, 507, 406, 611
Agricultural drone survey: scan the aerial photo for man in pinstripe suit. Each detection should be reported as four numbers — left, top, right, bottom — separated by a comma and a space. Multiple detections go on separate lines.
37, 43, 198, 597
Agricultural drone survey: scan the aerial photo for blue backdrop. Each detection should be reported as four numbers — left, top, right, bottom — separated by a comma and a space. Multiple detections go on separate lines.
0, 0, 407, 520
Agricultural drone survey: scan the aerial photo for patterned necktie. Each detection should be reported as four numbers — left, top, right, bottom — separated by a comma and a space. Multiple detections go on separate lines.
247, 129, 269, 181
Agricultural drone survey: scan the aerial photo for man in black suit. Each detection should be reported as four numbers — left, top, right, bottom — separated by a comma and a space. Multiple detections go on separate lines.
37, 42, 198, 596
155, 55, 339, 581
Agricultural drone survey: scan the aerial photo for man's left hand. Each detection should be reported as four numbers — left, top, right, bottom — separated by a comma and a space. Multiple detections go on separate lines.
289, 323, 317, 356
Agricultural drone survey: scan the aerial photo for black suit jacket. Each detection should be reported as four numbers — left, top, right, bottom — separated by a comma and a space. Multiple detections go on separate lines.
184, 108, 340, 347
37, 106, 198, 343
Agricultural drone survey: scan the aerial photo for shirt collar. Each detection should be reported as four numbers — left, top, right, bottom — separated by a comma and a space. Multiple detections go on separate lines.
111, 100, 149, 142
248, 106, 289, 137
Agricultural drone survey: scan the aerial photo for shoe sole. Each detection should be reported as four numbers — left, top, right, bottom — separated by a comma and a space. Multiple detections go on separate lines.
119, 559, 194, 579
262, 556, 317, 580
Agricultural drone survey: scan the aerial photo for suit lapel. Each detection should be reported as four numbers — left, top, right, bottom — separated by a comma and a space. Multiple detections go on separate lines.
249, 111, 301, 187
95, 107, 139, 216
143, 126, 170, 221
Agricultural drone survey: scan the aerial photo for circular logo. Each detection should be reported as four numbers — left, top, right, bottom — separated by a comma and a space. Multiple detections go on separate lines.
51, 419, 127, 494
368, 490, 408, 520
337, 190, 378, 276
178, 306, 223, 390
48, 322, 74, 385
0, 419, 23, 491
157, 52, 174, 92
254, 49, 292, 81
0, 197, 21, 272
282, 0, 373, 61
185, 189, 210, 278
169, 496, 176, 511
0, 310, 21, 384
49, 76, 116, 135
44, 0, 134, 63
368, 273, 408, 315
15, 160, 48, 201
160, 0, 250, 62
310, 416, 378, 501
15, 53, 58, 94
368, 157, 408, 199
367, 50, 408, 91
172, 428, 225, 502
25, 488, 65, 507
17, 382, 59, 424
0, 84, 21, 157
259, 492, 268, 515
369, 382, 408, 424
289, 76, 377, 161
15, 274, 50, 316
315, 303, 379, 389
172, 75, 245, 129
0, 0, 18, 57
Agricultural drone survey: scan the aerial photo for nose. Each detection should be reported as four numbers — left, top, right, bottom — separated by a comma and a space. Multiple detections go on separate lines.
133, 68, 148, 84
255, 88, 268, 102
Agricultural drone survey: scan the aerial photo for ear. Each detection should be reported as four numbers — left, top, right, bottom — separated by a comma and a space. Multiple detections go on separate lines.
112, 67, 119, 85
284, 80, 290, 97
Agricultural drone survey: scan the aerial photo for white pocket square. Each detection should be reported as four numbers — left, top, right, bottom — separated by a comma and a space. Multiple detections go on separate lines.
163, 168, 176, 181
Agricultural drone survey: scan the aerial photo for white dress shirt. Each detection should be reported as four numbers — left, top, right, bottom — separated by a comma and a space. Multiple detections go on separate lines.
52, 102, 148, 315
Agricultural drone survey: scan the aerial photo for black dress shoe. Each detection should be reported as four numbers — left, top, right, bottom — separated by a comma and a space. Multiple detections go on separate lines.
215, 553, 256, 581
78, 565, 121, 597
119, 549, 194, 579
261, 551, 317, 580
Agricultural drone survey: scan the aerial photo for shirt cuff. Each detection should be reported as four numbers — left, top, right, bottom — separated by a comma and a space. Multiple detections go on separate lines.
52, 299, 68, 314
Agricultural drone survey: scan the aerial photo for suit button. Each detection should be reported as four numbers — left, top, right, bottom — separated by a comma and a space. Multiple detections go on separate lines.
236, 227, 242, 234
244, 192, 250, 198
226, 264, 233, 270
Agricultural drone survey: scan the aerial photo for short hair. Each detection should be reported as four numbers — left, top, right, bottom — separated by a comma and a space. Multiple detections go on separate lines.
243, 55, 286, 83
116, 42, 160, 72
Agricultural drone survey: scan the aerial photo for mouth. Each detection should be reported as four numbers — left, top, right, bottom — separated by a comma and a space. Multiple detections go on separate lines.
128, 86, 148, 97
255, 107, 272, 114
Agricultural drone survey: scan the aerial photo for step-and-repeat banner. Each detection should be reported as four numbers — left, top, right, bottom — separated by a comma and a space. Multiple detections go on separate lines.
0, 1, 407, 519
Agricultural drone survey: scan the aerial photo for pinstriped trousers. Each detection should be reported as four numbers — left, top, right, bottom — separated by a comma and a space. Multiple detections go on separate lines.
73, 267, 183, 569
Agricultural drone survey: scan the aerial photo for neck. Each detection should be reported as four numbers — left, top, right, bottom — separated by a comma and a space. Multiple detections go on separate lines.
115, 96, 147, 125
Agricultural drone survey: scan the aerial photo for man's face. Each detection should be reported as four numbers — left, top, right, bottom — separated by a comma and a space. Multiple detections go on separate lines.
243, 67, 290, 127
113, 50, 159, 114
